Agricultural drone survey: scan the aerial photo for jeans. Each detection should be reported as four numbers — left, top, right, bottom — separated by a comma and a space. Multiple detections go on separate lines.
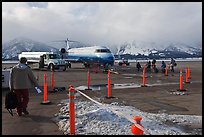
14, 89, 29, 114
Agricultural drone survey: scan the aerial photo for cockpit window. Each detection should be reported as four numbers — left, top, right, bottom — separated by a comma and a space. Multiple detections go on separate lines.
95, 49, 111, 53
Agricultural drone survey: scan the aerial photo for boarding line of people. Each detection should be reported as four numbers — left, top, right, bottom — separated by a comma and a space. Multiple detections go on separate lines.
136, 58, 177, 73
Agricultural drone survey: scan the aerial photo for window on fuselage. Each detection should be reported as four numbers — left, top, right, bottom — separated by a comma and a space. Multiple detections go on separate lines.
95, 49, 111, 53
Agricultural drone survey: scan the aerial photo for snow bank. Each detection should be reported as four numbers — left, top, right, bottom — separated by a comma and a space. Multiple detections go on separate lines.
53, 99, 202, 135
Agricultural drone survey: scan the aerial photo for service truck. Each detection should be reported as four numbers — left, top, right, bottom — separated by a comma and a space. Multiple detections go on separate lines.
18, 52, 67, 71
2, 69, 10, 88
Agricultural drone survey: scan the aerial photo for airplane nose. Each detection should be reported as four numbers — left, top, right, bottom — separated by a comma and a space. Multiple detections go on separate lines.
108, 56, 114, 61
107, 54, 115, 64
97, 53, 114, 65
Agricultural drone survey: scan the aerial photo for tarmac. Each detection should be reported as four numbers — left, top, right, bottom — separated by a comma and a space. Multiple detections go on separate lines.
2, 61, 202, 135
2, 87, 66, 135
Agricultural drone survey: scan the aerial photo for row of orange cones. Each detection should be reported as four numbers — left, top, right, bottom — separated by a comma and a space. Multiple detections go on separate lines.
141, 65, 191, 89
39, 65, 191, 104
38, 67, 191, 135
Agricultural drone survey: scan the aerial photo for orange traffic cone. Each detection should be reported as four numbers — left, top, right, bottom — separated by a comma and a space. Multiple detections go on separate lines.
185, 68, 190, 84
188, 66, 191, 79
131, 116, 144, 135
141, 65, 147, 87
85, 68, 92, 90
177, 69, 186, 92
165, 65, 168, 76
69, 85, 75, 135
51, 71, 55, 90
41, 73, 51, 105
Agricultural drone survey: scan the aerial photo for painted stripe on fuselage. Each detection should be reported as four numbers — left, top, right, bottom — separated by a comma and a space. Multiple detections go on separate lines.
66, 46, 115, 65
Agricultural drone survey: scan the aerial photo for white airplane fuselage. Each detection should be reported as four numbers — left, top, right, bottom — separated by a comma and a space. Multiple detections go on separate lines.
64, 46, 115, 66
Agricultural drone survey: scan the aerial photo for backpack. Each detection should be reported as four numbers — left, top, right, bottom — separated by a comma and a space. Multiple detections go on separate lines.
154, 68, 158, 73
5, 91, 18, 116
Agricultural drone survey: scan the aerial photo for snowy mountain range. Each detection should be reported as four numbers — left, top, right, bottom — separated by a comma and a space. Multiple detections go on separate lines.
2, 37, 202, 60
112, 40, 202, 59
2, 37, 59, 60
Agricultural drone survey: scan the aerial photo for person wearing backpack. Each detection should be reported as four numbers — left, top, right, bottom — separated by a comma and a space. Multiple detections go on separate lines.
161, 61, 166, 73
169, 58, 176, 72
9, 57, 39, 116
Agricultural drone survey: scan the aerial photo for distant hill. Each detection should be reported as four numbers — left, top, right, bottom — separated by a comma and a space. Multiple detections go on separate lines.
2, 37, 58, 60
2, 37, 202, 60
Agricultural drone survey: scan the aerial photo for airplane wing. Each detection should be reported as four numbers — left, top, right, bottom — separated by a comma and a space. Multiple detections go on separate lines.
63, 58, 80, 62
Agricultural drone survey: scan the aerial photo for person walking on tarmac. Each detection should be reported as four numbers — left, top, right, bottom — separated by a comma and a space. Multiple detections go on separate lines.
161, 61, 166, 73
136, 62, 142, 72
169, 58, 176, 72
146, 61, 151, 72
9, 57, 39, 116
152, 59, 156, 72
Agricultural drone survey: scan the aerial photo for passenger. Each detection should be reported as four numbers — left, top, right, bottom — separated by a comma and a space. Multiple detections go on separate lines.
9, 57, 39, 116
136, 62, 141, 72
161, 61, 166, 73
146, 61, 151, 69
106, 63, 109, 70
104, 63, 109, 72
146, 61, 151, 72
152, 59, 156, 72
169, 58, 176, 72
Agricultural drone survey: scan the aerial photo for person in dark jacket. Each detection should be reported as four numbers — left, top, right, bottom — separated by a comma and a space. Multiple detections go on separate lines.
152, 59, 156, 72
161, 61, 166, 73
136, 62, 141, 72
146, 61, 151, 72
9, 57, 39, 116
169, 58, 176, 72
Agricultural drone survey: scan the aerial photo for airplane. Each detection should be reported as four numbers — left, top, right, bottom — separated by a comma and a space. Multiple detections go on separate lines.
55, 38, 115, 69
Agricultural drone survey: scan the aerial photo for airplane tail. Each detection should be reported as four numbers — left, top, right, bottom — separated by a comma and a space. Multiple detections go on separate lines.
66, 38, 70, 50
52, 37, 81, 51
66, 38, 80, 50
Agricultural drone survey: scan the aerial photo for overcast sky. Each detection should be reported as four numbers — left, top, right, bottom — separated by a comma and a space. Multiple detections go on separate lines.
2, 2, 202, 48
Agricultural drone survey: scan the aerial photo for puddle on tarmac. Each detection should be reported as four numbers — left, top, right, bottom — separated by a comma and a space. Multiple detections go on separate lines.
75, 83, 142, 91
75, 82, 181, 91
124, 77, 133, 79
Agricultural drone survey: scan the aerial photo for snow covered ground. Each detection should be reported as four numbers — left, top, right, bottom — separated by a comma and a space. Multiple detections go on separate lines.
53, 94, 202, 135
